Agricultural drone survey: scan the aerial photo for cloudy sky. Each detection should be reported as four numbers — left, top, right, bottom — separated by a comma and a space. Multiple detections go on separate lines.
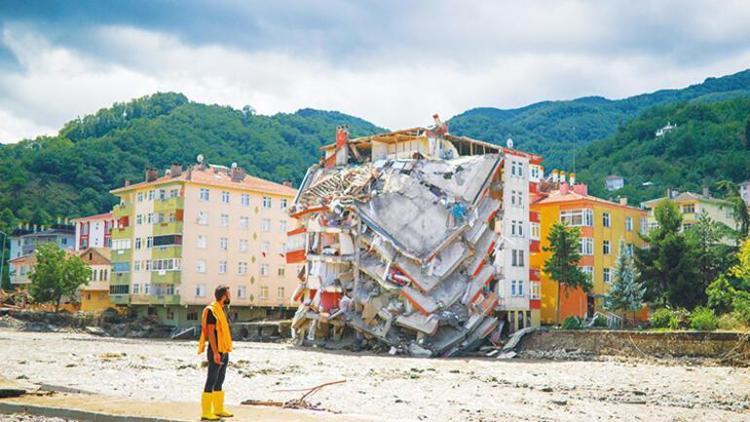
1, 0, 750, 142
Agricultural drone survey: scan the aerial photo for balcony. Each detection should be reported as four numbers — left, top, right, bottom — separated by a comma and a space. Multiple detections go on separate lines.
154, 196, 184, 212
530, 239, 541, 253
152, 246, 182, 260
112, 226, 133, 240
150, 294, 181, 305
153, 221, 183, 236
109, 294, 130, 305
113, 202, 132, 219
111, 248, 132, 262
150, 270, 182, 284
529, 211, 540, 223
112, 272, 131, 285
529, 268, 541, 281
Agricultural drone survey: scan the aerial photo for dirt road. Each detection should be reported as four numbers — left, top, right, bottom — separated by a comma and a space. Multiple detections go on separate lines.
1, 330, 748, 421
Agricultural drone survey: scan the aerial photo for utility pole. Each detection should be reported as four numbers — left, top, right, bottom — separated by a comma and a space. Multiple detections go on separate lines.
0, 230, 6, 289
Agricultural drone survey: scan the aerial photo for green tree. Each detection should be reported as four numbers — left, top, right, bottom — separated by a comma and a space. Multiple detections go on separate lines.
29, 243, 90, 311
543, 222, 591, 324
605, 241, 644, 324
636, 201, 702, 309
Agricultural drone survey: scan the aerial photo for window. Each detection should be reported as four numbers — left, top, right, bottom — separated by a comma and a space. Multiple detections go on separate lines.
187, 311, 198, 321
237, 285, 247, 299
682, 204, 695, 214
261, 241, 270, 254
238, 262, 248, 275
530, 222, 540, 240
220, 237, 228, 250
625, 216, 633, 231
132, 283, 140, 295
560, 209, 593, 226
604, 267, 612, 284
196, 284, 206, 297
110, 285, 129, 295
196, 260, 206, 273
260, 263, 270, 276
137, 192, 144, 202
530, 281, 541, 299
241, 194, 250, 207
147, 213, 154, 224
134, 261, 141, 272
198, 211, 208, 225
279, 220, 287, 233
200, 188, 210, 201
112, 239, 131, 250
197, 235, 207, 249
603, 240, 611, 255
146, 236, 153, 248
277, 266, 286, 277
277, 286, 285, 299
136, 214, 143, 225
148, 190, 154, 201
219, 260, 227, 274
510, 190, 523, 207
135, 238, 142, 250
221, 214, 229, 227
261, 219, 271, 232
262, 197, 272, 208
581, 266, 593, 281
170, 188, 179, 198
511, 280, 524, 297
239, 239, 248, 252
221, 191, 230, 203
626, 243, 634, 255
240, 216, 249, 229
640, 217, 648, 234
144, 283, 151, 295
602, 212, 611, 228
511, 250, 525, 267
260, 286, 269, 299
280, 199, 288, 209
579, 238, 594, 255
145, 260, 151, 271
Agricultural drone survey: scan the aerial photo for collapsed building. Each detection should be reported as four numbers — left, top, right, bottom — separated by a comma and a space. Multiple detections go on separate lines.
286, 116, 543, 357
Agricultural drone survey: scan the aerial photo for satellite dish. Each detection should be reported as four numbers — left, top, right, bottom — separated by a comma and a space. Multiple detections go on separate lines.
506, 137, 514, 148
197, 154, 204, 163
231, 162, 238, 169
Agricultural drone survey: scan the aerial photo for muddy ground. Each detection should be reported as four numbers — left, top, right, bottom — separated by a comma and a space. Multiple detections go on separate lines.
0, 330, 748, 421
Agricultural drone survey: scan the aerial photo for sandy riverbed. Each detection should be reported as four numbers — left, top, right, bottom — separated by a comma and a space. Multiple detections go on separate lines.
0, 330, 748, 421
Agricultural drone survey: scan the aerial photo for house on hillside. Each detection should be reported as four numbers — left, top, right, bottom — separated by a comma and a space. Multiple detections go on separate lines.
655, 122, 677, 137
605, 175, 624, 191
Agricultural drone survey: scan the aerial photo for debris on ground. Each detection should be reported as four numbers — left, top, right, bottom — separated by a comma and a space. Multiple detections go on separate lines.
287, 124, 511, 357
242, 380, 346, 411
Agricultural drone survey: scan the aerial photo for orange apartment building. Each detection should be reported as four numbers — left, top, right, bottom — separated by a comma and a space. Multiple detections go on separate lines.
530, 172, 648, 324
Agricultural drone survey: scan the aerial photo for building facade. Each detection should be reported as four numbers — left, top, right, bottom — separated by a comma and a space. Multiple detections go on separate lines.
72, 212, 114, 250
8, 225, 76, 288
531, 181, 647, 324
78, 247, 112, 312
108, 162, 298, 326
641, 190, 737, 237
740, 180, 750, 207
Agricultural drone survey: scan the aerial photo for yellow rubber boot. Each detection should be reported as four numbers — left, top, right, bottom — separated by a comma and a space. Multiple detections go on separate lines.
213, 391, 234, 417
201, 392, 220, 420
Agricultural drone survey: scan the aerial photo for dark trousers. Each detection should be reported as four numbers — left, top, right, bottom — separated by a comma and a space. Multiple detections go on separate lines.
204, 346, 229, 393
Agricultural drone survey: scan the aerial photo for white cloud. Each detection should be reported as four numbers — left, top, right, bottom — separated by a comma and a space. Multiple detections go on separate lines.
1, 1, 750, 142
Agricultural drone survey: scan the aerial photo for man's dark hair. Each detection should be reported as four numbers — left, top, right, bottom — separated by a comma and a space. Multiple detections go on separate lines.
215, 285, 230, 301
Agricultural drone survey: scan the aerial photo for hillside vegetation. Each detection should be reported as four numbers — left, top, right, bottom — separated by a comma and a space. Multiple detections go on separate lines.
575, 97, 750, 203
448, 69, 750, 166
0, 93, 382, 224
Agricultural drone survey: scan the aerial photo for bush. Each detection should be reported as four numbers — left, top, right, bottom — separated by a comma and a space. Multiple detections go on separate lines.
561, 316, 582, 330
650, 308, 678, 329
592, 315, 608, 328
689, 307, 718, 331
717, 313, 745, 331
733, 293, 750, 325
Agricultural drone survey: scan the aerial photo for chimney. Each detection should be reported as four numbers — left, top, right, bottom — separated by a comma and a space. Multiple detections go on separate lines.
559, 182, 570, 195
569, 172, 576, 185
145, 168, 158, 182
282, 180, 293, 187
619, 197, 628, 206
170, 164, 183, 178
124, 180, 130, 187
702, 186, 710, 198
335, 125, 349, 166
230, 163, 246, 182
551, 169, 559, 183
560, 171, 567, 183
572, 183, 588, 196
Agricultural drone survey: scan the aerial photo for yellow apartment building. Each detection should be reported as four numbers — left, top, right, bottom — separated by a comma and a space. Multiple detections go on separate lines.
530, 181, 647, 324
109, 160, 299, 326
78, 247, 112, 312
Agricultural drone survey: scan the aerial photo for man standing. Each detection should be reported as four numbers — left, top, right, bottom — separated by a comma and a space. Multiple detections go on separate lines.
198, 285, 234, 420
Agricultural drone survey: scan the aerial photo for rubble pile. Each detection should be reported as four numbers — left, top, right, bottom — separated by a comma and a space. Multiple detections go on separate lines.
0, 289, 32, 309
289, 153, 507, 357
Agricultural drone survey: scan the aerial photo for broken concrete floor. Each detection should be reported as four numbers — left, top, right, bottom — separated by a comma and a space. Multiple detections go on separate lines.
1, 331, 748, 421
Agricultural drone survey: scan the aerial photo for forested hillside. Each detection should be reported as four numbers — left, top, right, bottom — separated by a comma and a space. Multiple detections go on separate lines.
0, 93, 382, 225
448, 69, 750, 166
575, 97, 750, 203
